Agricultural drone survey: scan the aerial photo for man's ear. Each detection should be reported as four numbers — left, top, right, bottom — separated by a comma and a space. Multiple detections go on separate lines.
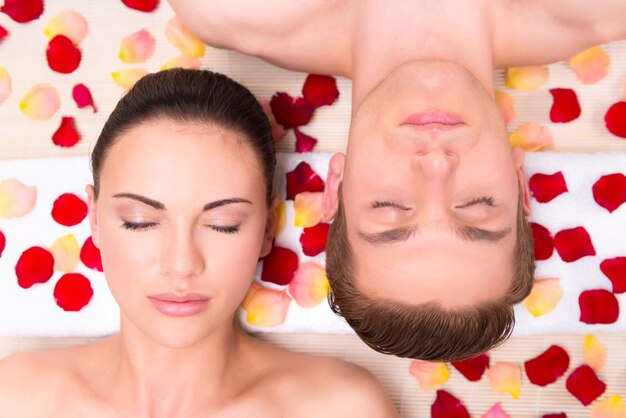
85, 185, 101, 248
260, 195, 281, 258
512, 147, 531, 216
322, 153, 345, 222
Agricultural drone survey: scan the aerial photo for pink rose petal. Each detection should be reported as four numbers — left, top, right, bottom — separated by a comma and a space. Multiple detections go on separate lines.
119, 29, 155, 63
44, 10, 88, 44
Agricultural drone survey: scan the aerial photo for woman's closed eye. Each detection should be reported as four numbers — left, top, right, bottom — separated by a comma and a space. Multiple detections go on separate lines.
207, 224, 240, 234
121, 221, 240, 234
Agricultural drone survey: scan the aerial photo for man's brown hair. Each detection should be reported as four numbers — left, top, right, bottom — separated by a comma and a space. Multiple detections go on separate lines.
325, 187, 535, 362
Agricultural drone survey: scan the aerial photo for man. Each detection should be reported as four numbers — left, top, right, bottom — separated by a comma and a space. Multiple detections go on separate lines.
168, 0, 626, 360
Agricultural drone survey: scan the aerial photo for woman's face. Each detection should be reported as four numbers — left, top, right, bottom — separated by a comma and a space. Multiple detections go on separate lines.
86, 118, 274, 348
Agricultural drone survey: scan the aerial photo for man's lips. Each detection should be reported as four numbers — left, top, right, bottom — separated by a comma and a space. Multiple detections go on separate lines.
401, 111, 465, 131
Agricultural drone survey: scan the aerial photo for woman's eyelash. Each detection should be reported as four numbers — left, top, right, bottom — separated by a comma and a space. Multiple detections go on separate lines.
372, 201, 410, 210
122, 221, 157, 231
209, 225, 240, 234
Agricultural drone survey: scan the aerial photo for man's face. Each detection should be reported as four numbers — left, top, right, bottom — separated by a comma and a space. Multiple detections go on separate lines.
324, 60, 530, 308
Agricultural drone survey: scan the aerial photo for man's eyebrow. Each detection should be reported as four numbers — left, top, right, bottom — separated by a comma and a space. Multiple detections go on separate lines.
113, 194, 252, 211
455, 224, 512, 243
357, 225, 417, 244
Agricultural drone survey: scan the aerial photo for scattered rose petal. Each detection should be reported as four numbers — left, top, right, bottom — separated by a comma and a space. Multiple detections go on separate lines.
242, 282, 291, 327
506, 66, 549, 90
605, 102, 626, 138
0, 25, 8, 43
121, 0, 159, 12
46, 35, 81, 74
531, 222, 554, 261
165, 17, 205, 57
543, 414, 567, 418
52, 116, 80, 147
293, 191, 323, 227
285, 162, 325, 200
600, 257, 626, 294
524, 345, 570, 386
72, 84, 97, 112
54, 273, 93, 311
570, 46, 610, 84
592, 395, 626, 418
80, 236, 102, 272
509, 122, 555, 151
273, 199, 286, 236
583, 335, 607, 372
486, 362, 522, 400
294, 128, 318, 153
49, 234, 80, 272
529, 172, 568, 203
451, 353, 490, 382
259, 100, 286, 141
15, 246, 55, 289
0, 230, 5, 258
119, 29, 155, 63
302, 74, 339, 108
566, 365, 607, 406
112, 68, 149, 90
592, 174, 626, 213
270, 92, 314, 129
161, 55, 201, 70
495, 90, 516, 125
0, 179, 37, 218
20, 84, 61, 120
289, 261, 329, 308
409, 361, 450, 390
44, 10, 88, 44
550, 88, 582, 123
554, 226, 595, 262
524, 278, 563, 317
482, 403, 511, 418
51, 193, 87, 226
260, 246, 299, 285
0, 67, 10, 105
1, 0, 44, 23
300, 222, 329, 256
579, 290, 619, 324
431, 390, 470, 418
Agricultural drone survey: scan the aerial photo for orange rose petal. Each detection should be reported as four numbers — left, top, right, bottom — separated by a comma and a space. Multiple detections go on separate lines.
0, 179, 37, 218
592, 395, 626, 418
49, 234, 80, 272
409, 361, 450, 391
506, 66, 549, 90
161, 55, 201, 70
495, 90, 516, 126
119, 29, 155, 63
289, 261, 329, 308
486, 362, 522, 400
19, 84, 61, 120
242, 282, 291, 327
524, 278, 563, 317
509, 122, 555, 152
165, 16, 205, 58
570, 46, 610, 85
293, 191, 323, 228
111, 68, 149, 90
274, 199, 286, 236
584, 335, 608, 372
0, 67, 11, 105
44, 10, 88, 44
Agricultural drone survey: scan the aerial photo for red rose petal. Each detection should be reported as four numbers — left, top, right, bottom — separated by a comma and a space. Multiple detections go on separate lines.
294, 128, 318, 153
300, 222, 329, 257
451, 353, 490, 382
529, 172, 568, 203
51, 193, 87, 226
285, 162, 325, 200
554, 226, 596, 262
549, 88, 581, 123
302, 74, 339, 108
80, 236, 102, 272
121, 0, 159, 12
270, 92, 314, 129
72, 84, 97, 113
431, 390, 470, 418
261, 246, 299, 285
52, 116, 81, 148
524, 345, 570, 386
542, 414, 567, 418
53, 273, 93, 311
46, 35, 81, 74
531, 222, 554, 261
1, 0, 44, 23
605, 102, 626, 138
566, 365, 606, 406
15, 246, 55, 289
579, 289, 619, 324
592, 173, 626, 213
0, 25, 8, 43
0, 230, 6, 258
600, 257, 626, 293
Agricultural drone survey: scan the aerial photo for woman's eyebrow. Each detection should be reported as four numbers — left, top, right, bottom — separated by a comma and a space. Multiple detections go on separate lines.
113, 193, 252, 211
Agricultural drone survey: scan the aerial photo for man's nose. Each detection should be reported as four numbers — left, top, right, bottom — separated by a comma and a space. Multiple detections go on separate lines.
410, 148, 456, 180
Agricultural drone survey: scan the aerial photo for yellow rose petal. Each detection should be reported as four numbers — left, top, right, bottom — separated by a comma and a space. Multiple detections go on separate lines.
119, 29, 156, 63
0, 67, 11, 105
524, 278, 563, 317
495, 90, 515, 126
506, 66, 549, 90
293, 191, 323, 228
111, 68, 149, 90
408, 361, 450, 391
509, 122, 555, 152
583, 335, 607, 372
242, 282, 291, 327
0, 179, 37, 218
274, 199, 286, 236
592, 395, 626, 418
570, 46, 610, 85
49, 234, 80, 272
486, 362, 522, 400
20, 84, 61, 120
161, 55, 201, 70
289, 261, 329, 308
165, 16, 205, 58
44, 9, 88, 44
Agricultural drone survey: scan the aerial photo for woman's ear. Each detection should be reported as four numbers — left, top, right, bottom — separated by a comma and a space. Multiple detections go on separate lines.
260, 195, 281, 258
512, 147, 531, 216
322, 153, 345, 222
85, 185, 101, 248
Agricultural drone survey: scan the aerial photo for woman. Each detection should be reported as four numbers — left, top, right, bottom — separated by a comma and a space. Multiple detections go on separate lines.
0, 69, 398, 417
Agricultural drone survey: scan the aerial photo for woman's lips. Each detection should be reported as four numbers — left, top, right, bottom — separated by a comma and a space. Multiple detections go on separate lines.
148, 293, 210, 317
402, 111, 465, 131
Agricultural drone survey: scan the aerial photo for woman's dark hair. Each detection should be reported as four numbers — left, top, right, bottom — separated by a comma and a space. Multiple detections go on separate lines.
91, 68, 276, 203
